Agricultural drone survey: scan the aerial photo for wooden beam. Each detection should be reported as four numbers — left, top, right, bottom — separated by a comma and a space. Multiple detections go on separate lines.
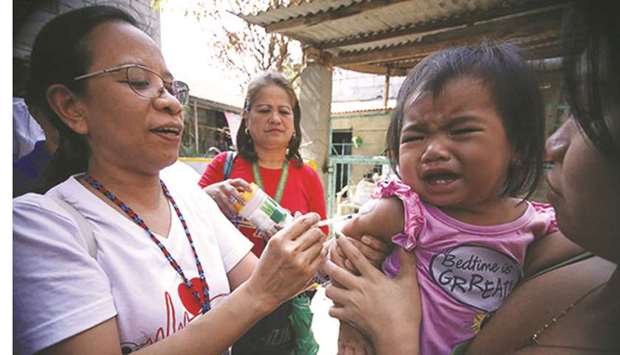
340, 63, 389, 75
317, 1, 568, 50
304, 47, 334, 66
332, 13, 562, 66
522, 42, 563, 60
338, 36, 562, 68
265, 0, 411, 33
359, 42, 561, 74
341, 38, 562, 75
339, 63, 410, 76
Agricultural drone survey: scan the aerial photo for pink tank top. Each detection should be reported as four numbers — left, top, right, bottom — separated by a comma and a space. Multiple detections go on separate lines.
377, 178, 558, 354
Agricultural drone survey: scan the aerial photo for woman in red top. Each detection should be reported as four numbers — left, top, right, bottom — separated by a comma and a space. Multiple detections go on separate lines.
199, 71, 327, 355
199, 71, 327, 255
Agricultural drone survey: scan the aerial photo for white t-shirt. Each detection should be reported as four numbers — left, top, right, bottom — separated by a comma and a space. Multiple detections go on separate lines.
13, 165, 253, 354
161, 160, 202, 185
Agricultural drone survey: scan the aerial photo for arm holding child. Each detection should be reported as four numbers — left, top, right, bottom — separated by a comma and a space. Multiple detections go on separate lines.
325, 236, 422, 355
329, 197, 410, 354
523, 231, 584, 277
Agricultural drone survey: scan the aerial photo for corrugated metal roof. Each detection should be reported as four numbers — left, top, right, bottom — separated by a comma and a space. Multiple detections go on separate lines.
238, 0, 570, 75
242, 0, 361, 24
288, 0, 503, 43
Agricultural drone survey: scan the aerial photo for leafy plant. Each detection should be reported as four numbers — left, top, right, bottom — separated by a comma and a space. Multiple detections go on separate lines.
352, 135, 364, 148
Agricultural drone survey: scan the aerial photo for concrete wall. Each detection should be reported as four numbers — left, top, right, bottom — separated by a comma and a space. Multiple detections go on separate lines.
331, 110, 391, 186
299, 63, 333, 187
14, 0, 160, 95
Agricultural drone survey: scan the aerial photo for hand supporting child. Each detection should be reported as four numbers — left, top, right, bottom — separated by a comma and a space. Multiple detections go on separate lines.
329, 198, 404, 354
325, 236, 422, 355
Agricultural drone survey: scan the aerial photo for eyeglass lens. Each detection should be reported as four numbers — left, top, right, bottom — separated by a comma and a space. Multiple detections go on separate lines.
126, 66, 189, 105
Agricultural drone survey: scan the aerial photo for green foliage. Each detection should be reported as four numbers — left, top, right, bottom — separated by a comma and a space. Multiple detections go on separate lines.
352, 135, 364, 148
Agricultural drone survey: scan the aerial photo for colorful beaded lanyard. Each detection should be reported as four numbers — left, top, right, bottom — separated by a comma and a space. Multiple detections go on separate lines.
252, 160, 288, 203
82, 174, 211, 314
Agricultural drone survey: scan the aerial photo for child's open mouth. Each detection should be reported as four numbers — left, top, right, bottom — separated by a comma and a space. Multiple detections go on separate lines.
423, 172, 460, 186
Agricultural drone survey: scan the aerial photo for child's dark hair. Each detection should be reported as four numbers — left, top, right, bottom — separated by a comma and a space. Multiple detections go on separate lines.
562, 0, 620, 163
26, 5, 139, 192
386, 42, 545, 199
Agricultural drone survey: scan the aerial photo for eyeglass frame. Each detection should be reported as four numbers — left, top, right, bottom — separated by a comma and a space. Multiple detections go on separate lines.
73, 63, 190, 105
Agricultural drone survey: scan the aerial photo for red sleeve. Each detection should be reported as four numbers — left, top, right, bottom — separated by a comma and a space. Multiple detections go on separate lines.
304, 164, 329, 235
198, 152, 228, 188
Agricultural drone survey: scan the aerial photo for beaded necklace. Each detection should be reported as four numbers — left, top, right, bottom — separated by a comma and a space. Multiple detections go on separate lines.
82, 174, 211, 314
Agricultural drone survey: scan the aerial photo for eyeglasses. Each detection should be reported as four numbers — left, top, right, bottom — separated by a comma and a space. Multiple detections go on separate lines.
73, 64, 190, 105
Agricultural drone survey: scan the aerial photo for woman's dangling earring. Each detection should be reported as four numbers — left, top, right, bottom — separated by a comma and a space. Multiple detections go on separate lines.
245, 127, 252, 142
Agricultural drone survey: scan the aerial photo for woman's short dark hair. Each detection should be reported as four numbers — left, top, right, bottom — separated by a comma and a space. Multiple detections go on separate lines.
386, 42, 545, 199
562, 0, 620, 163
236, 71, 303, 167
27, 5, 139, 191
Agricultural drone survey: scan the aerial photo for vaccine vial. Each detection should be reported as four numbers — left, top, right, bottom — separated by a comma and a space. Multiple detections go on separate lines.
233, 183, 293, 238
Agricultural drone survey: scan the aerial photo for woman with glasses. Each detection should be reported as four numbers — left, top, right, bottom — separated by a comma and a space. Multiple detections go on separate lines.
13, 5, 326, 355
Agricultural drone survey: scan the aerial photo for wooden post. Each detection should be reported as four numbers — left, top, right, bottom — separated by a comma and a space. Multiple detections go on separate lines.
383, 67, 390, 109
193, 99, 199, 154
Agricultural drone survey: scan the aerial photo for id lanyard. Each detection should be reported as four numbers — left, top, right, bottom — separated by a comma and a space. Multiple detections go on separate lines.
252, 160, 289, 204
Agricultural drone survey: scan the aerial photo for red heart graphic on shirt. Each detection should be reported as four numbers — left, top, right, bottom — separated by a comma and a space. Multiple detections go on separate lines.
178, 277, 209, 316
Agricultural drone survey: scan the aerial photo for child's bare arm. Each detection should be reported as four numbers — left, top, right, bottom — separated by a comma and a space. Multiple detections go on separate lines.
338, 322, 375, 355
523, 231, 585, 277
341, 197, 405, 242
330, 197, 403, 274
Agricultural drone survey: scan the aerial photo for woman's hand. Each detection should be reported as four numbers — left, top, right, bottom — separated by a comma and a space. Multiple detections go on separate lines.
330, 234, 391, 273
202, 178, 252, 218
246, 212, 328, 310
325, 237, 421, 355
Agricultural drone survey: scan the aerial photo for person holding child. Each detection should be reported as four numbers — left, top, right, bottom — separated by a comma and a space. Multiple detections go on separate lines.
13, 6, 326, 355
334, 44, 580, 354
332, 41, 583, 355
464, 2, 620, 352
326, 1, 619, 354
